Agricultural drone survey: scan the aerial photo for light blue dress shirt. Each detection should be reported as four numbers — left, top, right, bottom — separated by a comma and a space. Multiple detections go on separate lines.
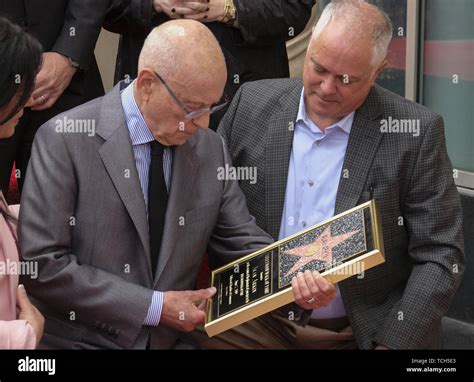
121, 81, 173, 327
279, 89, 355, 319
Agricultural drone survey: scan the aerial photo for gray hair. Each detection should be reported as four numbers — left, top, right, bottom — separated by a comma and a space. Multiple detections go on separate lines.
312, 0, 393, 67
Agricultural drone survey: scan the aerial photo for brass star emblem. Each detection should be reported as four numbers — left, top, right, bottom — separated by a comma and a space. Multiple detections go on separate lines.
284, 226, 359, 277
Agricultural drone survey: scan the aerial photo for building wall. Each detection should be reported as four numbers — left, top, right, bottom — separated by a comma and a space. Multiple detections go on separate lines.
95, 29, 119, 92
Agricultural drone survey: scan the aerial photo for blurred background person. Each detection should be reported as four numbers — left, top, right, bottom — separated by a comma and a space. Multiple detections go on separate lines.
0, 17, 44, 349
0, 0, 110, 199
104, 0, 315, 130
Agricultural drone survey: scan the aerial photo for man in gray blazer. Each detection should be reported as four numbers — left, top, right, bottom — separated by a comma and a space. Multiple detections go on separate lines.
200, 0, 465, 349
18, 20, 278, 349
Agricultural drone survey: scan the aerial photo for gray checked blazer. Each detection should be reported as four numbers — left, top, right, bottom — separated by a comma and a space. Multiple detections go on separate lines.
18, 83, 273, 349
218, 78, 465, 349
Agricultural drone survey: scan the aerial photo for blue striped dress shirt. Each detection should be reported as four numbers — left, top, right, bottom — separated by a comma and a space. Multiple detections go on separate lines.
121, 81, 172, 327
279, 89, 354, 319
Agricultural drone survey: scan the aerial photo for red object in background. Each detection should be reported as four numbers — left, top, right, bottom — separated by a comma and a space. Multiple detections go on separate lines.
387, 38, 474, 81
196, 253, 210, 290
7, 164, 20, 205
386, 38, 407, 70
423, 40, 474, 81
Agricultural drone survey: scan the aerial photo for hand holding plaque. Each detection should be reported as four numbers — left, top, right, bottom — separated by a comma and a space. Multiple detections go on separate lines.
161, 287, 216, 332
205, 200, 385, 337
291, 270, 337, 310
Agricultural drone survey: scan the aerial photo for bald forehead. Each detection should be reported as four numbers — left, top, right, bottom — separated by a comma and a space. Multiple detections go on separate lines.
140, 20, 226, 78
153, 20, 222, 55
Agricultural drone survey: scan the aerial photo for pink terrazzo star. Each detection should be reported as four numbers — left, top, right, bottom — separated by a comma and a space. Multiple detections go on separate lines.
284, 226, 359, 277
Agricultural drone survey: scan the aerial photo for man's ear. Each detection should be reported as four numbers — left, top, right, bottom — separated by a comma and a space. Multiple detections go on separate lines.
136, 69, 155, 98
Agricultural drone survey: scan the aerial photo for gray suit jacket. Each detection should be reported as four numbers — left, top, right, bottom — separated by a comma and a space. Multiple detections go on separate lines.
218, 78, 465, 349
18, 83, 273, 349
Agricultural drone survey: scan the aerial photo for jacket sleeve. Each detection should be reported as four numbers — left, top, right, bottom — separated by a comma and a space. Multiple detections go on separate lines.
51, 0, 110, 69
206, 136, 274, 268
234, 0, 315, 45
103, 0, 168, 34
0, 321, 36, 349
374, 115, 465, 349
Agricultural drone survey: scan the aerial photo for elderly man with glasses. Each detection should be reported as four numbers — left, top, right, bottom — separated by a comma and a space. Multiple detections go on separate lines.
18, 20, 276, 350
153, 71, 229, 121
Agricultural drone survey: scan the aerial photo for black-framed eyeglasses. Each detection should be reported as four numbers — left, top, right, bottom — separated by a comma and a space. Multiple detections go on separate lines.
153, 71, 229, 120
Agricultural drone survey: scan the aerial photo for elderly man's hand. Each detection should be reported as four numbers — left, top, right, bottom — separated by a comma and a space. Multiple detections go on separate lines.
160, 287, 216, 332
31, 52, 76, 111
291, 270, 337, 310
153, 0, 208, 19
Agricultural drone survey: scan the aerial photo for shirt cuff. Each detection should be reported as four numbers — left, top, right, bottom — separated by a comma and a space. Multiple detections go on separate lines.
144, 291, 164, 326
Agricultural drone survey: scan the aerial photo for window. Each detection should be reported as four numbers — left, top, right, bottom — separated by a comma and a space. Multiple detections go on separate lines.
421, 0, 474, 186
374, 0, 408, 97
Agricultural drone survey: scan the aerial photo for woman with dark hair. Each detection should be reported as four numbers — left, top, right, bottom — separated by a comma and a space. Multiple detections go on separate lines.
0, 17, 44, 349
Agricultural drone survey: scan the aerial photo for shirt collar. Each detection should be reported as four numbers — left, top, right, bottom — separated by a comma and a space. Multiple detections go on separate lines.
296, 88, 354, 136
121, 80, 156, 146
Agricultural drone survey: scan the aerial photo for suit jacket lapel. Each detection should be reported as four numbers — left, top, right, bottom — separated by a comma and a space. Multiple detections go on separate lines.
334, 86, 384, 214
265, 81, 302, 240
154, 137, 198, 284
97, 83, 153, 283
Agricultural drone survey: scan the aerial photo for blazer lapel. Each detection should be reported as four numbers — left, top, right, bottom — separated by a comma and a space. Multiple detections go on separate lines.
154, 137, 198, 284
334, 86, 384, 214
265, 81, 302, 240
97, 84, 153, 283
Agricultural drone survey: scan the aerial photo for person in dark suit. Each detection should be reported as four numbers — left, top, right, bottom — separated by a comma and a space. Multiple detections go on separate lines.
103, 0, 315, 130
0, 0, 109, 195
194, 0, 465, 349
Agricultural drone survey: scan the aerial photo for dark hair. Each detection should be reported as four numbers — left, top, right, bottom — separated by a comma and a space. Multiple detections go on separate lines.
0, 18, 42, 222
0, 17, 43, 125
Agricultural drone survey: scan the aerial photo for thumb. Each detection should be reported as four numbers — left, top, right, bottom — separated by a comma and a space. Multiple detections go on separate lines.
196, 298, 208, 312
16, 284, 31, 311
190, 287, 216, 302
